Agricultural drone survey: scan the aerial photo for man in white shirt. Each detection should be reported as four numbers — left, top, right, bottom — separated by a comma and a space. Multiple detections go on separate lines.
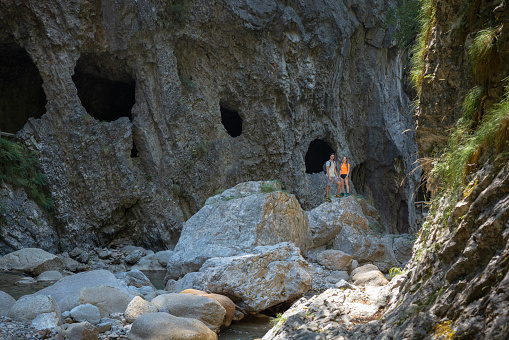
325, 153, 340, 202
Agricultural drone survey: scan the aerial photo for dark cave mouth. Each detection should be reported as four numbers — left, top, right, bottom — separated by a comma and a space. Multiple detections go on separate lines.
0, 45, 47, 134
220, 105, 243, 137
72, 56, 136, 123
305, 139, 335, 174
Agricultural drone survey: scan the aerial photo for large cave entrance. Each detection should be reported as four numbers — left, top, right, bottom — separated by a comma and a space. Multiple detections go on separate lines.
305, 139, 335, 174
220, 105, 243, 137
0, 45, 47, 134
72, 55, 135, 122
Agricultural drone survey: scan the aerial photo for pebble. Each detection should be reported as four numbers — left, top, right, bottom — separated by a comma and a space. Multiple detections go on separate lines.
0, 316, 59, 339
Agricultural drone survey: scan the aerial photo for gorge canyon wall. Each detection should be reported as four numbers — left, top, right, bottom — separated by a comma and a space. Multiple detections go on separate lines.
0, 0, 418, 253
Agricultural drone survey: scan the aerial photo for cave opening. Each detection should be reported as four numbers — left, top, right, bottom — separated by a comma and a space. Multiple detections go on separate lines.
72, 55, 135, 122
305, 139, 335, 174
220, 105, 243, 137
0, 45, 47, 134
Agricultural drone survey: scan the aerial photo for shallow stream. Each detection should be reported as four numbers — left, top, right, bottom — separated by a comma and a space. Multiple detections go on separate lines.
0, 271, 272, 339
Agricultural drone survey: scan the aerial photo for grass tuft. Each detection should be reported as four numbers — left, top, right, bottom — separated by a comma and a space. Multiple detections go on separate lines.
0, 138, 53, 212
409, 0, 435, 94
430, 85, 509, 191
468, 27, 499, 83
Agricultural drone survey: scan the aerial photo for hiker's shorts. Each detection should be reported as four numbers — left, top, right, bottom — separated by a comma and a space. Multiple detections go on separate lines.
327, 176, 339, 187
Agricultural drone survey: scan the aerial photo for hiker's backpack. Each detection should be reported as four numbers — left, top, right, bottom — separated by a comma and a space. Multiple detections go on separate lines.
323, 160, 333, 174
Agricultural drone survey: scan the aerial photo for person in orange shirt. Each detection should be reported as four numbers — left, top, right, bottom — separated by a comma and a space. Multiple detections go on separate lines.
339, 156, 350, 197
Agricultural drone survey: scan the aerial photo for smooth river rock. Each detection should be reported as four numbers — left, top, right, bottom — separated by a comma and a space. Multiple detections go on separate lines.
9, 294, 61, 322
0, 291, 16, 317
128, 312, 217, 340
151, 293, 226, 333
33, 269, 131, 312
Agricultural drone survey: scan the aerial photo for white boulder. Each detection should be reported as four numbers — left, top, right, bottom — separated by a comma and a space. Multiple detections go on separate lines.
166, 184, 312, 280
178, 242, 313, 313
124, 296, 158, 323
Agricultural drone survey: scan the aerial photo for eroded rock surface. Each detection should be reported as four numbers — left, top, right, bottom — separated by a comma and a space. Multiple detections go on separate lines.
166, 188, 312, 279
174, 242, 313, 313
0, 0, 417, 253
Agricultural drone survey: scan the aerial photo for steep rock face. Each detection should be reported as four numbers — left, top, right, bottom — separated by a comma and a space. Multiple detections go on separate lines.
0, 184, 56, 255
0, 0, 418, 251
415, 0, 509, 157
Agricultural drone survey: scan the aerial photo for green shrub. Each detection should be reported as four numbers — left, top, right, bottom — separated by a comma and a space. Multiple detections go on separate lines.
0, 138, 53, 212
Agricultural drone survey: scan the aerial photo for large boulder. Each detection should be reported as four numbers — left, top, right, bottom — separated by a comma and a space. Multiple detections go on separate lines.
116, 269, 154, 289
78, 285, 132, 317
393, 235, 415, 263
70, 303, 101, 324
128, 313, 217, 340
316, 249, 352, 271
179, 289, 236, 327
166, 185, 312, 279
306, 196, 369, 248
0, 291, 16, 316
63, 321, 99, 340
0, 248, 64, 275
9, 294, 61, 322
332, 224, 400, 272
178, 242, 313, 313
351, 264, 389, 288
124, 296, 158, 323
33, 270, 131, 312
151, 293, 226, 333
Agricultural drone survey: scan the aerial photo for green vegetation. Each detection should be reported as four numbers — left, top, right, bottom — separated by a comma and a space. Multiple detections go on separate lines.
468, 27, 499, 83
270, 313, 288, 330
214, 188, 225, 195
261, 181, 279, 193
409, 0, 435, 95
384, 0, 421, 48
430, 86, 509, 192
388, 266, 404, 280
0, 137, 53, 212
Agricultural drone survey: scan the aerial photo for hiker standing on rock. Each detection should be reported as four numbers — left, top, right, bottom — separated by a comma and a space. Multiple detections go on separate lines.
339, 156, 350, 197
325, 153, 340, 202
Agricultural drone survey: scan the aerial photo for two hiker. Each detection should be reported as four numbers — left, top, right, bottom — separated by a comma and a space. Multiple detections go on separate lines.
325, 153, 350, 202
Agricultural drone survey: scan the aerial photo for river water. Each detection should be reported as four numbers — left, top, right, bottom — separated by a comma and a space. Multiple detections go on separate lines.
0, 271, 272, 339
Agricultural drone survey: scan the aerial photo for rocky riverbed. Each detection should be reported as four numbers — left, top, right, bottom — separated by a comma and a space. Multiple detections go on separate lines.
0, 182, 414, 339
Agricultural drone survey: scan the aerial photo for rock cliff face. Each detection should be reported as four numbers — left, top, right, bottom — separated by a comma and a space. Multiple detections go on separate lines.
415, 0, 509, 157
0, 0, 418, 252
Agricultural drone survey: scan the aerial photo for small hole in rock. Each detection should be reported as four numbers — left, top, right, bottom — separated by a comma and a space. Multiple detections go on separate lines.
220, 106, 243, 137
